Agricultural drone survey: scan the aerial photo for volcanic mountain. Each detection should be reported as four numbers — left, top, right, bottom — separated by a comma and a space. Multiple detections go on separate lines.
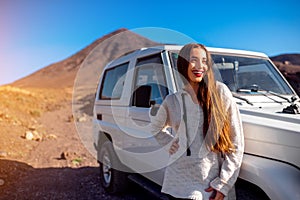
12, 28, 159, 89
11, 29, 300, 96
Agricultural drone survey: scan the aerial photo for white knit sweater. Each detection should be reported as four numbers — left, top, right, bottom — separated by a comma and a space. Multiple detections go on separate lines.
150, 82, 244, 200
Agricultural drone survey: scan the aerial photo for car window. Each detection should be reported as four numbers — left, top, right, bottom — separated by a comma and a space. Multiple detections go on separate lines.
132, 54, 168, 106
99, 62, 129, 100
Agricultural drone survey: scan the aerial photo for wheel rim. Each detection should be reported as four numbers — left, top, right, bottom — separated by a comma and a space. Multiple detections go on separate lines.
102, 153, 112, 185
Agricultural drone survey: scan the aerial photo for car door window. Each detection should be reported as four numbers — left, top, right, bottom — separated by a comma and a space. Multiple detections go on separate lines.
132, 54, 168, 106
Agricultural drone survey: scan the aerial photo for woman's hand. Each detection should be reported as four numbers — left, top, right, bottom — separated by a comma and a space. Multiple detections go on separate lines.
169, 138, 179, 155
205, 187, 224, 200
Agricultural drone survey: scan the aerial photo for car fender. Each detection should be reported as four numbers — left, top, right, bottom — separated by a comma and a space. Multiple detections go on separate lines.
239, 154, 300, 200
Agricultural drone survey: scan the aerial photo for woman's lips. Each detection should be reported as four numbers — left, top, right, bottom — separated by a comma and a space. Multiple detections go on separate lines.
192, 70, 205, 77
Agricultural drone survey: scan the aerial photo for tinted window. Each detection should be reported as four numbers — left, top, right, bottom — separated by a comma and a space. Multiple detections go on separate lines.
99, 63, 129, 100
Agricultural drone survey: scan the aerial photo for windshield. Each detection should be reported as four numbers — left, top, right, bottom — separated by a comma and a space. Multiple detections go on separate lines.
169, 51, 294, 95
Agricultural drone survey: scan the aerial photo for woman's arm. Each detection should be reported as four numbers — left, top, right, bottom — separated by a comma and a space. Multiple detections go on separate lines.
149, 96, 174, 147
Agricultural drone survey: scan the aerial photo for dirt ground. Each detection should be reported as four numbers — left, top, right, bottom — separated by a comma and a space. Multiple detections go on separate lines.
0, 86, 269, 200
0, 86, 149, 200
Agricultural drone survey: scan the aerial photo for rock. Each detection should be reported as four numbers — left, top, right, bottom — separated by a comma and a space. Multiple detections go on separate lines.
60, 151, 79, 160
67, 115, 74, 122
33, 130, 42, 141
28, 126, 37, 131
24, 130, 43, 141
46, 134, 57, 140
25, 131, 34, 140
78, 115, 87, 122
0, 179, 4, 186
0, 151, 7, 158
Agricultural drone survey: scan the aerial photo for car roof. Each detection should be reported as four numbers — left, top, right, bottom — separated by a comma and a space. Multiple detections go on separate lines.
152, 45, 268, 58
105, 44, 268, 69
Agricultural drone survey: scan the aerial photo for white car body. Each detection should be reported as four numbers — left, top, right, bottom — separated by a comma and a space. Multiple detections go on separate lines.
93, 45, 300, 199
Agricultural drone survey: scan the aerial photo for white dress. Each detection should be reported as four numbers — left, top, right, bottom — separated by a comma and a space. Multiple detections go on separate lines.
149, 82, 244, 200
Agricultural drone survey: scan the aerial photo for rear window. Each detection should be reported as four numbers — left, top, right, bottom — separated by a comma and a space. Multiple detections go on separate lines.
99, 62, 129, 100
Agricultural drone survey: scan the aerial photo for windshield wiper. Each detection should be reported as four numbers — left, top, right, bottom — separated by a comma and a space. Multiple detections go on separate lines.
263, 90, 292, 103
237, 84, 293, 103
232, 93, 253, 106
237, 85, 300, 114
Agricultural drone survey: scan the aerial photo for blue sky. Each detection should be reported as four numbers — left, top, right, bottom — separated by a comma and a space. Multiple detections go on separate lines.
1, 0, 300, 85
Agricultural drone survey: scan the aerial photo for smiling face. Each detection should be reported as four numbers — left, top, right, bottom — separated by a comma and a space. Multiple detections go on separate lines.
187, 47, 208, 85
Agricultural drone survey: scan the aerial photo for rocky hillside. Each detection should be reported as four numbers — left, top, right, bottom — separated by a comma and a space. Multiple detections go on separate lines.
0, 28, 160, 162
12, 28, 159, 89
271, 54, 300, 65
271, 54, 300, 96
0, 85, 71, 160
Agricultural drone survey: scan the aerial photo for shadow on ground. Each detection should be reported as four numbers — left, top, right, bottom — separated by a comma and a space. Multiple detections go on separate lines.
0, 159, 270, 200
0, 159, 153, 200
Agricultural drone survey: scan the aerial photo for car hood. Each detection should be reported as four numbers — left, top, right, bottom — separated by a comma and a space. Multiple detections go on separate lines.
239, 101, 300, 169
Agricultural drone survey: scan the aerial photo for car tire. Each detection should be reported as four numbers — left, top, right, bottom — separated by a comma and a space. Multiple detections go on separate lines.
99, 141, 129, 194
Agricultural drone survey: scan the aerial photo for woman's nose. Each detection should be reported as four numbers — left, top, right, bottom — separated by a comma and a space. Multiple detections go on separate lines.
196, 61, 204, 69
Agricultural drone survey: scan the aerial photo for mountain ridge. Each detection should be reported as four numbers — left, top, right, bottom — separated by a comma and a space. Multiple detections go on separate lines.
12, 28, 159, 88
270, 53, 300, 65
10, 29, 300, 96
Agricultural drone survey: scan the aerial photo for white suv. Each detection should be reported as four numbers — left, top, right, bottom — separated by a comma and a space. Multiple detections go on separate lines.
93, 45, 300, 199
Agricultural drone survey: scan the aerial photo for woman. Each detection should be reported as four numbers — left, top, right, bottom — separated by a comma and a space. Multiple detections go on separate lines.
150, 43, 244, 200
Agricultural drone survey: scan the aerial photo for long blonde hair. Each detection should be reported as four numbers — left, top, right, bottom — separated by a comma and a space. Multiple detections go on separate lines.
177, 43, 234, 153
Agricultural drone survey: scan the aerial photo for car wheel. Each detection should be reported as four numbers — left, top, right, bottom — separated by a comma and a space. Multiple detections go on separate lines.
99, 141, 129, 194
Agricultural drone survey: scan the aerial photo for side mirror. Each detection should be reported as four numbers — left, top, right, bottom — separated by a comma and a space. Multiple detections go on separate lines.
133, 85, 152, 108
